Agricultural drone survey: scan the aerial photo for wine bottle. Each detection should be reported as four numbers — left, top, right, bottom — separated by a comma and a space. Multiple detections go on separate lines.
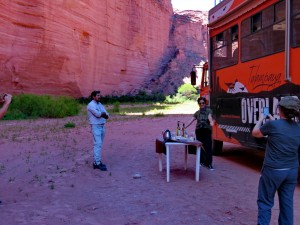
176, 121, 181, 136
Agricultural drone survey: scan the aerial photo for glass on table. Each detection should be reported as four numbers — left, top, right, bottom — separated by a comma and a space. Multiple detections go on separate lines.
171, 132, 176, 139
185, 132, 189, 138
189, 132, 196, 141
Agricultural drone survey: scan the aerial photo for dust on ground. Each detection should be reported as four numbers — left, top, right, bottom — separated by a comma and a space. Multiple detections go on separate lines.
1, 114, 300, 225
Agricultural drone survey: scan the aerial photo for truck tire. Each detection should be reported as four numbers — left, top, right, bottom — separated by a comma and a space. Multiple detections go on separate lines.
212, 140, 223, 155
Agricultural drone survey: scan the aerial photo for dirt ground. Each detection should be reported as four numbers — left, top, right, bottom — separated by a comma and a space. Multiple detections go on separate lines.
0, 114, 300, 225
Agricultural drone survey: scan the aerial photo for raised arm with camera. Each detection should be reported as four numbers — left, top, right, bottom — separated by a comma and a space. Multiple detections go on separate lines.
251, 96, 300, 225
0, 93, 12, 204
0, 94, 12, 119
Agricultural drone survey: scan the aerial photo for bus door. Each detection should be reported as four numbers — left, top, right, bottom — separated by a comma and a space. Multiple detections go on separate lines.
200, 62, 209, 99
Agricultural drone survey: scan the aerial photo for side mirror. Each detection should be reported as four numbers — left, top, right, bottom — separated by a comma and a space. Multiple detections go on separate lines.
190, 71, 196, 85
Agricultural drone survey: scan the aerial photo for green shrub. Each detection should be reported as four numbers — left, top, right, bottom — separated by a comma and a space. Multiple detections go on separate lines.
93, 91, 165, 104
112, 101, 120, 113
64, 122, 76, 128
152, 112, 164, 117
3, 94, 80, 120
164, 93, 188, 104
164, 84, 198, 103
177, 84, 198, 100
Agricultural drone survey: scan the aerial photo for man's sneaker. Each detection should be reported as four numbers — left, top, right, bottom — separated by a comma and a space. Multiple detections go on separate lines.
99, 162, 107, 171
207, 164, 214, 171
93, 162, 107, 171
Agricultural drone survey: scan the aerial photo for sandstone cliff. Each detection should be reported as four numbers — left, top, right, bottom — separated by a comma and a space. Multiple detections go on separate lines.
144, 10, 208, 94
0, 0, 207, 97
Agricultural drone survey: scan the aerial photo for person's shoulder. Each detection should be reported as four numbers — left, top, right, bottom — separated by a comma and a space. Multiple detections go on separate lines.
290, 120, 300, 127
206, 107, 212, 113
87, 100, 94, 107
268, 119, 285, 128
194, 109, 200, 114
262, 120, 274, 127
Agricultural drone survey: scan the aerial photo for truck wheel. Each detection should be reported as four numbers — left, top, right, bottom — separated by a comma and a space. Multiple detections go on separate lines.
212, 140, 223, 155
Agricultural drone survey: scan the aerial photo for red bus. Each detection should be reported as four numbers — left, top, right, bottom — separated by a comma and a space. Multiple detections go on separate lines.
201, 0, 300, 154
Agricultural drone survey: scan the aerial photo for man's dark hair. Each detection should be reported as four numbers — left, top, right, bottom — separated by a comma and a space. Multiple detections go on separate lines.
90, 90, 100, 99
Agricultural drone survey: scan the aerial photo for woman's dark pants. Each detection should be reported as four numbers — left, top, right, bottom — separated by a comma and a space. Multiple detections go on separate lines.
195, 128, 212, 166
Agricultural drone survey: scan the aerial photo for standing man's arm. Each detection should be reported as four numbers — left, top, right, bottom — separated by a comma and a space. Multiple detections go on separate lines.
100, 105, 109, 119
88, 104, 102, 118
0, 94, 12, 119
88, 103, 108, 119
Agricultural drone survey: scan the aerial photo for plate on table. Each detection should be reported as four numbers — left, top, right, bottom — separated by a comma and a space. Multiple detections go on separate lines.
175, 136, 188, 141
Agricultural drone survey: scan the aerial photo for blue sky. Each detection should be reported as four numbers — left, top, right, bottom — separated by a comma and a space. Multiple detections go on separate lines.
171, 0, 216, 11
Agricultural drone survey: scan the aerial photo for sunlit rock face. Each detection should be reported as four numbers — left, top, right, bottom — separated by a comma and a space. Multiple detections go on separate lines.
143, 10, 208, 94
0, 1, 207, 97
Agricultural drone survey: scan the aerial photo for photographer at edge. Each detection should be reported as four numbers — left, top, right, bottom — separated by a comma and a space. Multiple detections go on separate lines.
0, 93, 13, 204
252, 96, 300, 225
0, 93, 12, 119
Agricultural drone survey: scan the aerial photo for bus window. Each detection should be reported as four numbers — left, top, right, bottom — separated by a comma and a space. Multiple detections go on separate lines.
292, 0, 300, 47
241, 18, 251, 37
212, 25, 239, 70
241, 2, 285, 62
275, 1, 285, 22
293, 0, 300, 14
252, 13, 262, 33
214, 33, 224, 49
262, 4, 274, 27
231, 25, 239, 62
231, 25, 238, 41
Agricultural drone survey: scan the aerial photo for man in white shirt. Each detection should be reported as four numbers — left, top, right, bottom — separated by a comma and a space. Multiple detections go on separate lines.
87, 91, 109, 171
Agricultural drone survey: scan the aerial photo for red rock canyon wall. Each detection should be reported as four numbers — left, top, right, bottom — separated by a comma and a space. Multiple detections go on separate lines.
0, 0, 207, 97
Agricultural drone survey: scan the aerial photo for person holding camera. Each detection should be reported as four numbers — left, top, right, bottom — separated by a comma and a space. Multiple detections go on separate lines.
0, 93, 12, 204
252, 96, 300, 225
87, 90, 109, 171
0, 94, 12, 119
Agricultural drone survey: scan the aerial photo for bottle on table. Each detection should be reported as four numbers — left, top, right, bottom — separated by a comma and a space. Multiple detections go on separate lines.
182, 123, 187, 137
176, 121, 181, 136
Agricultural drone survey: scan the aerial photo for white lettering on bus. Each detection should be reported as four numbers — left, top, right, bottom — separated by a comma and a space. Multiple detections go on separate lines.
272, 97, 280, 120
241, 98, 269, 124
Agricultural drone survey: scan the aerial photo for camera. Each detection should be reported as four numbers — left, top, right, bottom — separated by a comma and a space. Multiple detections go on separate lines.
0, 94, 7, 103
263, 107, 269, 116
